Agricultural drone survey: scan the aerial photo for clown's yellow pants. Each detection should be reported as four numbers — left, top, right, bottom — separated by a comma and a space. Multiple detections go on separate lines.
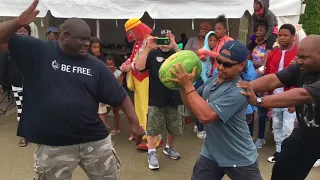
127, 72, 149, 130
127, 72, 163, 144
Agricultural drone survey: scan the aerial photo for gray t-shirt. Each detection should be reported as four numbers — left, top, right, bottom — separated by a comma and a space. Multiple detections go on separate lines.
197, 76, 258, 167
184, 37, 202, 51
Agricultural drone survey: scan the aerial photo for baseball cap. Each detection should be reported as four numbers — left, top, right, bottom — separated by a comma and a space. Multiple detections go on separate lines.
47, 27, 58, 33
219, 40, 248, 63
159, 29, 172, 37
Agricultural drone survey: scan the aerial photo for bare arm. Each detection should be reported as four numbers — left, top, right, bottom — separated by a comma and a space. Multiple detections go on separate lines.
120, 96, 140, 125
259, 88, 314, 108
134, 47, 152, 71
0, 19, 21, 48
250, 74, 283, 93
180, 89, 191, 110
204, 50, 218, 58
181, 86, 218, 124
118, 73, 124, 86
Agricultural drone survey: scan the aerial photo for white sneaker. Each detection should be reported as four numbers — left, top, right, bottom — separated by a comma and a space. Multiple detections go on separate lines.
197, 131, 206, 139
193, 125, 198, 133
313, 159, 320, 168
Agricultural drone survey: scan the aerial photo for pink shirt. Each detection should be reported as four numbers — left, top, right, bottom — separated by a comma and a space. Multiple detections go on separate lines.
213, 35, 233, 54
210, 35, 233, 75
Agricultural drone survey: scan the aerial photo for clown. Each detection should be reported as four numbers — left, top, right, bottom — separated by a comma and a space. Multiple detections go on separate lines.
120, 18, 163, 150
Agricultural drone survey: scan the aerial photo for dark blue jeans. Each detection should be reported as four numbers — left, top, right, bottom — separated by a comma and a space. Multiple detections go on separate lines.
194, 79, 204, 132
257, 107, 268, 139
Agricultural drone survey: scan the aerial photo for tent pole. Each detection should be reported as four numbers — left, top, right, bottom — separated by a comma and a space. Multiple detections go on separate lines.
192, 19, 194, 30
96, 19, 100, 38
226, 18, 229, 36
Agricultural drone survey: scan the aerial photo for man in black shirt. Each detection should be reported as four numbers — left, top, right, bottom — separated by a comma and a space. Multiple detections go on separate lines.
134, 29, 184, 170
0, 1, 143, 179
237, 34, 320, 180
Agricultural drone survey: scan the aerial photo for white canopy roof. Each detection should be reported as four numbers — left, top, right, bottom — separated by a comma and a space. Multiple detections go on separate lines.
0, 0, 302, 19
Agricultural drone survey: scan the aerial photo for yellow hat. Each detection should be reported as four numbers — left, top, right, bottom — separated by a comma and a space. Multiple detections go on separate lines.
125, 18, 142, 32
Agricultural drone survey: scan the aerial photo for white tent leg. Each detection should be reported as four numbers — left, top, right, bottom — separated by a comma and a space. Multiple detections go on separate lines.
96, 19, 100, 38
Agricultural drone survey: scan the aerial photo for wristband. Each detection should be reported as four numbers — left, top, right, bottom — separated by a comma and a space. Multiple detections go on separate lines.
174, 47, 180, 52
186, 90, 196, 95
131, 63, 135, 70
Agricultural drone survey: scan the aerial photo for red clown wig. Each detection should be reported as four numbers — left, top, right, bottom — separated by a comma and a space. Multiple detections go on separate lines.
125, 18, 152, 42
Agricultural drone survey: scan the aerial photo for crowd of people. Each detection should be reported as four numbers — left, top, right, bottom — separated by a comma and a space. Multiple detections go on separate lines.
0, 0, 320, 179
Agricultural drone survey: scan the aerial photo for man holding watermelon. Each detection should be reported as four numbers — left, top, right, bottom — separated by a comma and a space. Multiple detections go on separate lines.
133, 29, 184, 170
169, 41, 262, 179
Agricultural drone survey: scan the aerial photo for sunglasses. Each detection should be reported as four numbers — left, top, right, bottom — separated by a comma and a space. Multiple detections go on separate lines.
216, 56, 240, 68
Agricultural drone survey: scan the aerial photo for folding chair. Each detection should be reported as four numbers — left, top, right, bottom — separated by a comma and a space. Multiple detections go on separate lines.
0, 90, 16, 115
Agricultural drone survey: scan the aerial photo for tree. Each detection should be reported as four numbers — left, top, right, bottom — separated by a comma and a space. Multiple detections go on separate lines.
300, 0, 320, 35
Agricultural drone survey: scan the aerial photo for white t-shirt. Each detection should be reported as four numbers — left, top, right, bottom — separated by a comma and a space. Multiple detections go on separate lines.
113, 69, 122, 79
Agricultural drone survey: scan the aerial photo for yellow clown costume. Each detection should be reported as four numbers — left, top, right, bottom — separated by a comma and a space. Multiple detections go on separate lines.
123, 18, 163, 150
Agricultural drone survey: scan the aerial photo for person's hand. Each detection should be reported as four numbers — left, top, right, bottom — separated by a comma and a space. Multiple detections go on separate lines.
288, 106, 296, 113
130, 122, 145, 145
237, 80, 258, 106
199, 55, 206, 61
17, 0, 40, 26
166, 33, 178, 49
146, 36, 157, 50
0, 85, 3, 94
256, 65, 265, 75
120, 62, 131, 72
168, 63, 196, 88
197, 48, 209, 56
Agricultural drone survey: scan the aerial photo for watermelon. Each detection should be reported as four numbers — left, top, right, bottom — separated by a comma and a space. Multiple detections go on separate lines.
159, 50, 202, 90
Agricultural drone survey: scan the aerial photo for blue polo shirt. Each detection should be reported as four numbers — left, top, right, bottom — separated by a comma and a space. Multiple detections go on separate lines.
197, 76, 258, 167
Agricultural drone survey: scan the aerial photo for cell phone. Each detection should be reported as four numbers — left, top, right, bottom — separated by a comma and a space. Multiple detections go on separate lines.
156, 38, 170, 46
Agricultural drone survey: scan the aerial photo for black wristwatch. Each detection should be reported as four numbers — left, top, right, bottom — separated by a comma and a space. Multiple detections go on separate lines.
256, 97, 263, 106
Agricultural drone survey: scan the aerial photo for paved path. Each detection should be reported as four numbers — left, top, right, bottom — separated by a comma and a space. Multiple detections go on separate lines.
0, 112, 320, 180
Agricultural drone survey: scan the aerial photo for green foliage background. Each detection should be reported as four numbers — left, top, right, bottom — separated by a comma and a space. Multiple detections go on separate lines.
300, 0, 320, 35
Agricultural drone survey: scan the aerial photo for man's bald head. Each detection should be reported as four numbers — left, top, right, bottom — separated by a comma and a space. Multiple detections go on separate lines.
300, 34, 320, 52
297, 35, 320, 72
60, 18, 91, 38
59, 18, 91, 57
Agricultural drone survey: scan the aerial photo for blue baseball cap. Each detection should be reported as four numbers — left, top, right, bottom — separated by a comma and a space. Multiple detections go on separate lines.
219, 40, 248, 63
47, 27, 58, 33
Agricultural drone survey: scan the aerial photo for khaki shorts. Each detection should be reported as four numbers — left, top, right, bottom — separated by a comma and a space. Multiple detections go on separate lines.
98, 103, 110, 114
34, 135, 121, 180
146, 105, 185, 136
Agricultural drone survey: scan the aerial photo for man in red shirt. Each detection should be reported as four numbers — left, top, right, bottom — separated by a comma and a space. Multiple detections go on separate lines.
264, 24, 297, 163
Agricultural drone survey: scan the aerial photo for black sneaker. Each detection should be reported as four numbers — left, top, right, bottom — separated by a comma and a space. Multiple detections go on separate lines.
268, 152, 279, 163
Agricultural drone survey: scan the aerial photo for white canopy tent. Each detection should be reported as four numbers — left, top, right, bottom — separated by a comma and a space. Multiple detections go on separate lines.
0, 0, 302, 19
0, 0, 304, 43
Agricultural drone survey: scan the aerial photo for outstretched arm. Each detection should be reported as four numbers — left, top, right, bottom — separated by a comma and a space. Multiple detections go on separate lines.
0, 0, 39, 47
250, 74, 283, 93
0, 20, 21, 48
251, 64, 300, 93
257, 88, 313, 108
